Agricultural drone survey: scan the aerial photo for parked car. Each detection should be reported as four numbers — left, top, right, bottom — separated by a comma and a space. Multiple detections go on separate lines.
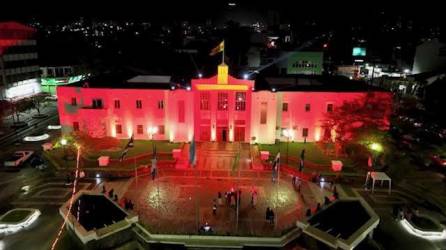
3, 151, 34, 167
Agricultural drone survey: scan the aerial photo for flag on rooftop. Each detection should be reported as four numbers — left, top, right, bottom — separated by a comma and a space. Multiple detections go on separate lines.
209, 41, 224, 56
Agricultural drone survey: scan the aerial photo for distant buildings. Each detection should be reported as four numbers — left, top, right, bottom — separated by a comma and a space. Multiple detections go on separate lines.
412, 38, 446, 74
0, 22, 41, 100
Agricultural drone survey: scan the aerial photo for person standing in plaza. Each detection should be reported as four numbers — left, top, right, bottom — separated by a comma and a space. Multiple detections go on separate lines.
265, 207, 271, 223
270, 209, 275, 225
212, 201, 217, 216
251, 190, 257, 208
217, 192, 223, 206
299, 149, 305, 172
151, 158, 157, 180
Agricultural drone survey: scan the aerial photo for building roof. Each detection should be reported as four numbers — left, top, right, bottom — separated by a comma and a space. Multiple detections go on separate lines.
254, 75, 388, 92
67, 72, 176, 90
65, 71, 388, 93
0, 21, 36, 55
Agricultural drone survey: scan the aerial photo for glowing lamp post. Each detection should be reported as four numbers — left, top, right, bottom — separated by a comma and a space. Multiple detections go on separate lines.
369, 142, 383, 169
370, 142, 383, 153
282, 129, 292, 164
60, 138, 68, 165
148, 126, 158, 140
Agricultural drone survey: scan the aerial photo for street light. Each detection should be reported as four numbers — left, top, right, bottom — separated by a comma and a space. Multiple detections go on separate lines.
60, 138, 68, 165
370, 142, 383, 153
369, 142, 383, 169
282, 129, 292, 164
148, 126, 158, 140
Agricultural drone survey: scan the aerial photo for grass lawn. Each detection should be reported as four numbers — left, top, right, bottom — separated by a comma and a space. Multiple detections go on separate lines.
84, 140, 183, 159
44, 140, 183, 170
0, 210, 32, 223
258, 142, 331, 165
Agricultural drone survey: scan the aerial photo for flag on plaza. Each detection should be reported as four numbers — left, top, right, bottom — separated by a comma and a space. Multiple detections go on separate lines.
209, 41, 224, 56
120, 134, 134, 162
272, 152, 280, 170
152, 143, 157, 159
120, 148, 129, 162
126, 134, 134, 148
189, 136, 196, 167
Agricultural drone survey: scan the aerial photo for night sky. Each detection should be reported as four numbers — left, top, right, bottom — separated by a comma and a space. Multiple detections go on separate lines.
1, 1, 444, 26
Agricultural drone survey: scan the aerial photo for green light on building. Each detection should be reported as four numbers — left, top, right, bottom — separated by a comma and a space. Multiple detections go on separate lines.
287, 52, 323, 75
41, 75, 86, 95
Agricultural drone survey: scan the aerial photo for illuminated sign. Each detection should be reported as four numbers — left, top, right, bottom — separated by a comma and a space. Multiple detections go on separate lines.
41, 75, 86, 86
352, 47, 366, 56
5, 78, 41, 99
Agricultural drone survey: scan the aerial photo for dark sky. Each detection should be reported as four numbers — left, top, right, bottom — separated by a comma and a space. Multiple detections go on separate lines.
1, 0, 444, 25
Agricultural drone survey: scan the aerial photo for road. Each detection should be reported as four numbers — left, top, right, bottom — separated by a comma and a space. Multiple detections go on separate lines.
0, 114, 59, 148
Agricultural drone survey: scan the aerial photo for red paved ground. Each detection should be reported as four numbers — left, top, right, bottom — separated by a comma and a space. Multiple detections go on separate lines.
122, 142, 334, 236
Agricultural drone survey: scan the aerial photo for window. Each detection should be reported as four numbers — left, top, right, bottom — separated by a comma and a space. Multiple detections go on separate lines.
114, 100, 120, 109
327, 103, 334, 112
305, 103, 311, 112
92, 99, 103, 109
235, 92, 246, 111
71, 97, 77, 106
116, 124, 122, 134
73, 122, 79, 131
200, 92, 210, 110
302, 128, 309, 137
217, 92, 228, 111
158, 100, 164, 109
137, 125, 144, 135
136, 100, 142, 109
282, 102, 288, 112
158, 125, 165, 135
178, 100, 185, 123
260, 102, 267, 124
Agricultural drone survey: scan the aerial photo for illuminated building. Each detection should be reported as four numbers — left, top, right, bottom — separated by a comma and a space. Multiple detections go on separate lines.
41, 66, 87, 95
57, 64, 392, 143
0, 22, 41, 100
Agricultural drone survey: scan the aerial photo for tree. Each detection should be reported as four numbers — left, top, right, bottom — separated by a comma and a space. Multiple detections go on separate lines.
30, 93, 49, 118
322, 92, 392, 156
11, 98, 33, 124
0, 100, 12, 127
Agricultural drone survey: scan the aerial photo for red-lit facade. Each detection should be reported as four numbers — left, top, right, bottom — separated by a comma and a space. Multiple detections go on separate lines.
57, 65, 392, 143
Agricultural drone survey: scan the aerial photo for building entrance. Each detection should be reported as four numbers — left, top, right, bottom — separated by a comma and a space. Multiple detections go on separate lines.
217, 127, 228, 142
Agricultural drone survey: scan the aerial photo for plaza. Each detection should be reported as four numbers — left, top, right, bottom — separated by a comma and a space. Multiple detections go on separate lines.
105, 142, 334, 237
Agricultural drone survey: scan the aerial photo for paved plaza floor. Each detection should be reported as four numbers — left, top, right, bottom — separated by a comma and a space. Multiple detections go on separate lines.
118, 142, 333, 237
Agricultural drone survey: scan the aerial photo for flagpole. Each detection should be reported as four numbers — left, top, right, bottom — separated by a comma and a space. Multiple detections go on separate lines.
222, 40, 225, 64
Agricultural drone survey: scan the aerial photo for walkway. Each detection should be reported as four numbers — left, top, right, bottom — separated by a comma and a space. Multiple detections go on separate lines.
116, 142, 334, 237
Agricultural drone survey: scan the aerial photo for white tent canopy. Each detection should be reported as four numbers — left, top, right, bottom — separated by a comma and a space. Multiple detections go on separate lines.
365, 171, 392, 194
